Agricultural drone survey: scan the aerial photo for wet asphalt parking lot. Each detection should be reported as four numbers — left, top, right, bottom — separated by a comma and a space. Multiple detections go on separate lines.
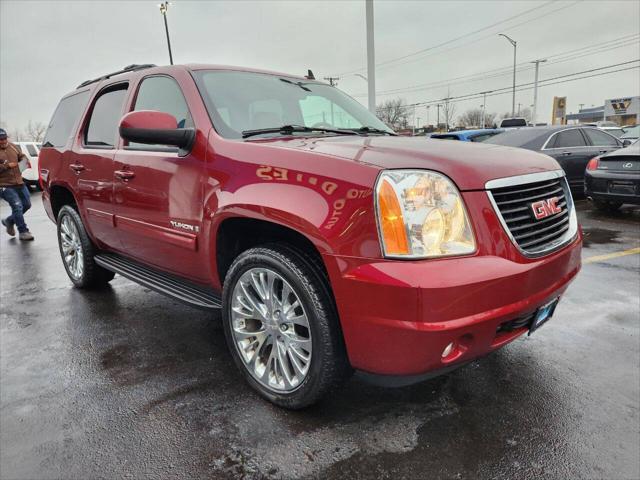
1, 193, 639, 480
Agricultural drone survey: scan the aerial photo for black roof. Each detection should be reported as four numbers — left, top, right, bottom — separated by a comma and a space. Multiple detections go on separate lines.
485, 125, 597, 151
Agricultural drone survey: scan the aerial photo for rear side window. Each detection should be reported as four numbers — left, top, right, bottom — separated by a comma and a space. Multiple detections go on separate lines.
26, 144, 38, 156
43, 90, 90, 147
548, 129, 586, 148
133, 76, 192, 128
583, 128, 619, 146
85, 84, 128, 147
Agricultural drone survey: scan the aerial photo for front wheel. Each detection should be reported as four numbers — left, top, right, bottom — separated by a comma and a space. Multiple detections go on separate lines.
222, 244, 350, 409
57, 205, 115, 288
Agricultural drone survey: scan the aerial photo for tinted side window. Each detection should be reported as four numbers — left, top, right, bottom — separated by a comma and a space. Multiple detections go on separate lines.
549, 129, 586, 148
43, 90, 90, 147
134, 76, 193, 128
584, 128, 618, 146
85, 85, 128, 147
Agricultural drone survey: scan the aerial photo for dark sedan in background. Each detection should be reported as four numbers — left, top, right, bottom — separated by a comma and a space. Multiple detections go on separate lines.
585, 140, 639, 212
486, 126, 627, 190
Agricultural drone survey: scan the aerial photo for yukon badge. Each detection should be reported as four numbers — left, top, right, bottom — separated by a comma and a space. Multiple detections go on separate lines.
531, 197, 562, 220
170, 220, 199, 233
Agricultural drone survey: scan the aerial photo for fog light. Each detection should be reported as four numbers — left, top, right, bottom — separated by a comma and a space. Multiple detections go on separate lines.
442, 342, 454, 358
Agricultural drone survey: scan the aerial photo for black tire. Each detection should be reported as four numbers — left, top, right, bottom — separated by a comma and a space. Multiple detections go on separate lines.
593, 199, 622, 213
57, 205, 115, 289
222, 244, 351, 409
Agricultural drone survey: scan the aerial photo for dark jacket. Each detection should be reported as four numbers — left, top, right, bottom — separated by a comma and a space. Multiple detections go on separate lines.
0, 143, 25, 187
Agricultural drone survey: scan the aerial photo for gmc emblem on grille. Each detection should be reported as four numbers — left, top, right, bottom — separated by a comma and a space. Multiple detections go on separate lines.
531, 197, 562, 220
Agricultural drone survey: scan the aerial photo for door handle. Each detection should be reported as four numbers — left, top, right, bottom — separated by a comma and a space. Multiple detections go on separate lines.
599, 150, 608, 154
115, 169, 135, 180
560, 151, 572, 156
69, 163, 85, 173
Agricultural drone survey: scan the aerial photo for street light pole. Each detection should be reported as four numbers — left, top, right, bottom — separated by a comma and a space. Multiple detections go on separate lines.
365, 0, 376, 114
499, 33, 517, 117
159, 2, 173, 65
426, 105, 430, 128
531, 58, 546, 126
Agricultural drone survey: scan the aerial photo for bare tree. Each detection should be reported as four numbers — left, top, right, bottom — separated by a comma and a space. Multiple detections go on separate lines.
9, 127, 25, 141
442, 98, 456, 131
26, 121, 47, 142
376, 98, 409, 131
458, 108, 494, 128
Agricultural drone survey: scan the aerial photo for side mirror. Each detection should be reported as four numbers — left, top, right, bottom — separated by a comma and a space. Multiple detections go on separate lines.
119, 110, 195, 154
622, 139, 631, 147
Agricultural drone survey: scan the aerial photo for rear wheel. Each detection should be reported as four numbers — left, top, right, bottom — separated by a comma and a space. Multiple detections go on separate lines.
57, 205, 115, 288
593, 199, 622, 213
222, 244, 350, 409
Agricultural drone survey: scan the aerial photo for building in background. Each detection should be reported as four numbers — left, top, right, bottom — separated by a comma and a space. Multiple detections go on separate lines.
567, 96, 639, 126
604, 97, 639, 126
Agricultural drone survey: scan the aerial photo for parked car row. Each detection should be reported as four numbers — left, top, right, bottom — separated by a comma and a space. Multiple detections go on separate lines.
429, 125, 638, 211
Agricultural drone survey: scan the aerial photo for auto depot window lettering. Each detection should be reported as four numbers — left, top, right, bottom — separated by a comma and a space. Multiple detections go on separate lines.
43, 90, 90, 147
85, 85, 128, 148
193, 70, 393, 139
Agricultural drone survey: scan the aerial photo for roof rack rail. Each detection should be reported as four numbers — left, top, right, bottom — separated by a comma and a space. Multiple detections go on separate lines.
76, 64, 157, 89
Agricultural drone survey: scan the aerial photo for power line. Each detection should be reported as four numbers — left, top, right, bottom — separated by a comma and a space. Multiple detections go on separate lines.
334, 0, 582, 76
349, 34, 639, 98
398, 60, 640, 109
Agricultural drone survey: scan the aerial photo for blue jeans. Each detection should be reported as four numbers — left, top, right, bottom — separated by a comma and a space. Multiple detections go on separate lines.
0, 184, 31, 233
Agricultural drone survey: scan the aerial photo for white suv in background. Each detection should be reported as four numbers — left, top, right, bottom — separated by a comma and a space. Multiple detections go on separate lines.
15, 141, 41, 189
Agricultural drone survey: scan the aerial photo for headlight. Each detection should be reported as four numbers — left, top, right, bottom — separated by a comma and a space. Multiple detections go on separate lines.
375, 170, 476, 258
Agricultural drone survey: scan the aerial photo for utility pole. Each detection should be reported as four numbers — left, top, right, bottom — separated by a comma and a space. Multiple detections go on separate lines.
436, 103, 442, 132
480, 91, 491, 128
323, 77, 339, 124
499, 34, 517, 117
323, 77, 340, 86
426, 105, 430, 129
531, 58, 546, 126
159, 2, 174, 65
365, 0, 376, 114
578, 103, 585, 111
517, 103, 522, 116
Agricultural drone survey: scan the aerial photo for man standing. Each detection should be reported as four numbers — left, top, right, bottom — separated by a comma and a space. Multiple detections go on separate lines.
0, 128, 34, 241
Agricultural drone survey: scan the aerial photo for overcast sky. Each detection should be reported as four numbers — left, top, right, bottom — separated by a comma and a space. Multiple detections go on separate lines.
1, 0, 639, 134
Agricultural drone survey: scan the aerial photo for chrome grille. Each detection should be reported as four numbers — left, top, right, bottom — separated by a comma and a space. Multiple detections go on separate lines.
488, 173, 576, 257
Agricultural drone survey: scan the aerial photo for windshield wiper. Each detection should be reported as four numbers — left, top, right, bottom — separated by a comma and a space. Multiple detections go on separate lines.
350, 126, 396, 136
242, 124, 358, 139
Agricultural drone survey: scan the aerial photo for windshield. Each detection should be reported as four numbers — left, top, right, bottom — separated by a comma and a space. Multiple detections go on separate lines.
193, 70, 393, 139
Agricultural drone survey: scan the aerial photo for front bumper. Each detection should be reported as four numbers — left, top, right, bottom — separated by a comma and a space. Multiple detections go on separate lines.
323, 191, 583, 377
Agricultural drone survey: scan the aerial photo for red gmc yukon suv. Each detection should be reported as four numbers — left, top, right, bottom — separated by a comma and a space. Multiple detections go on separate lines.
39, 64, 582, 408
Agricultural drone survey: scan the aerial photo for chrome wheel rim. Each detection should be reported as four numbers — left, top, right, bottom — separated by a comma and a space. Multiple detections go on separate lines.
230, 267, 312, 392
60, 215, 84, 280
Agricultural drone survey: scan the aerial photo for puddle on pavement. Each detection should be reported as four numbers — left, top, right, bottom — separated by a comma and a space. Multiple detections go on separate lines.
581, 227, 621, 248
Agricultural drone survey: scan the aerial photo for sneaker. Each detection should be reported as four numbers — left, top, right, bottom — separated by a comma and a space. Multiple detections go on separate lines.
2, 219, 15, 237
18, 231, 34, 241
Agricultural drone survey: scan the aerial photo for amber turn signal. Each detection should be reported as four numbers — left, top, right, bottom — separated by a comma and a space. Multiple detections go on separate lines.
378, 179, 410, 255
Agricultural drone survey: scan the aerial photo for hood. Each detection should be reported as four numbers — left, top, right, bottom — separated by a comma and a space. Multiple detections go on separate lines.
256, 135, 561, 190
